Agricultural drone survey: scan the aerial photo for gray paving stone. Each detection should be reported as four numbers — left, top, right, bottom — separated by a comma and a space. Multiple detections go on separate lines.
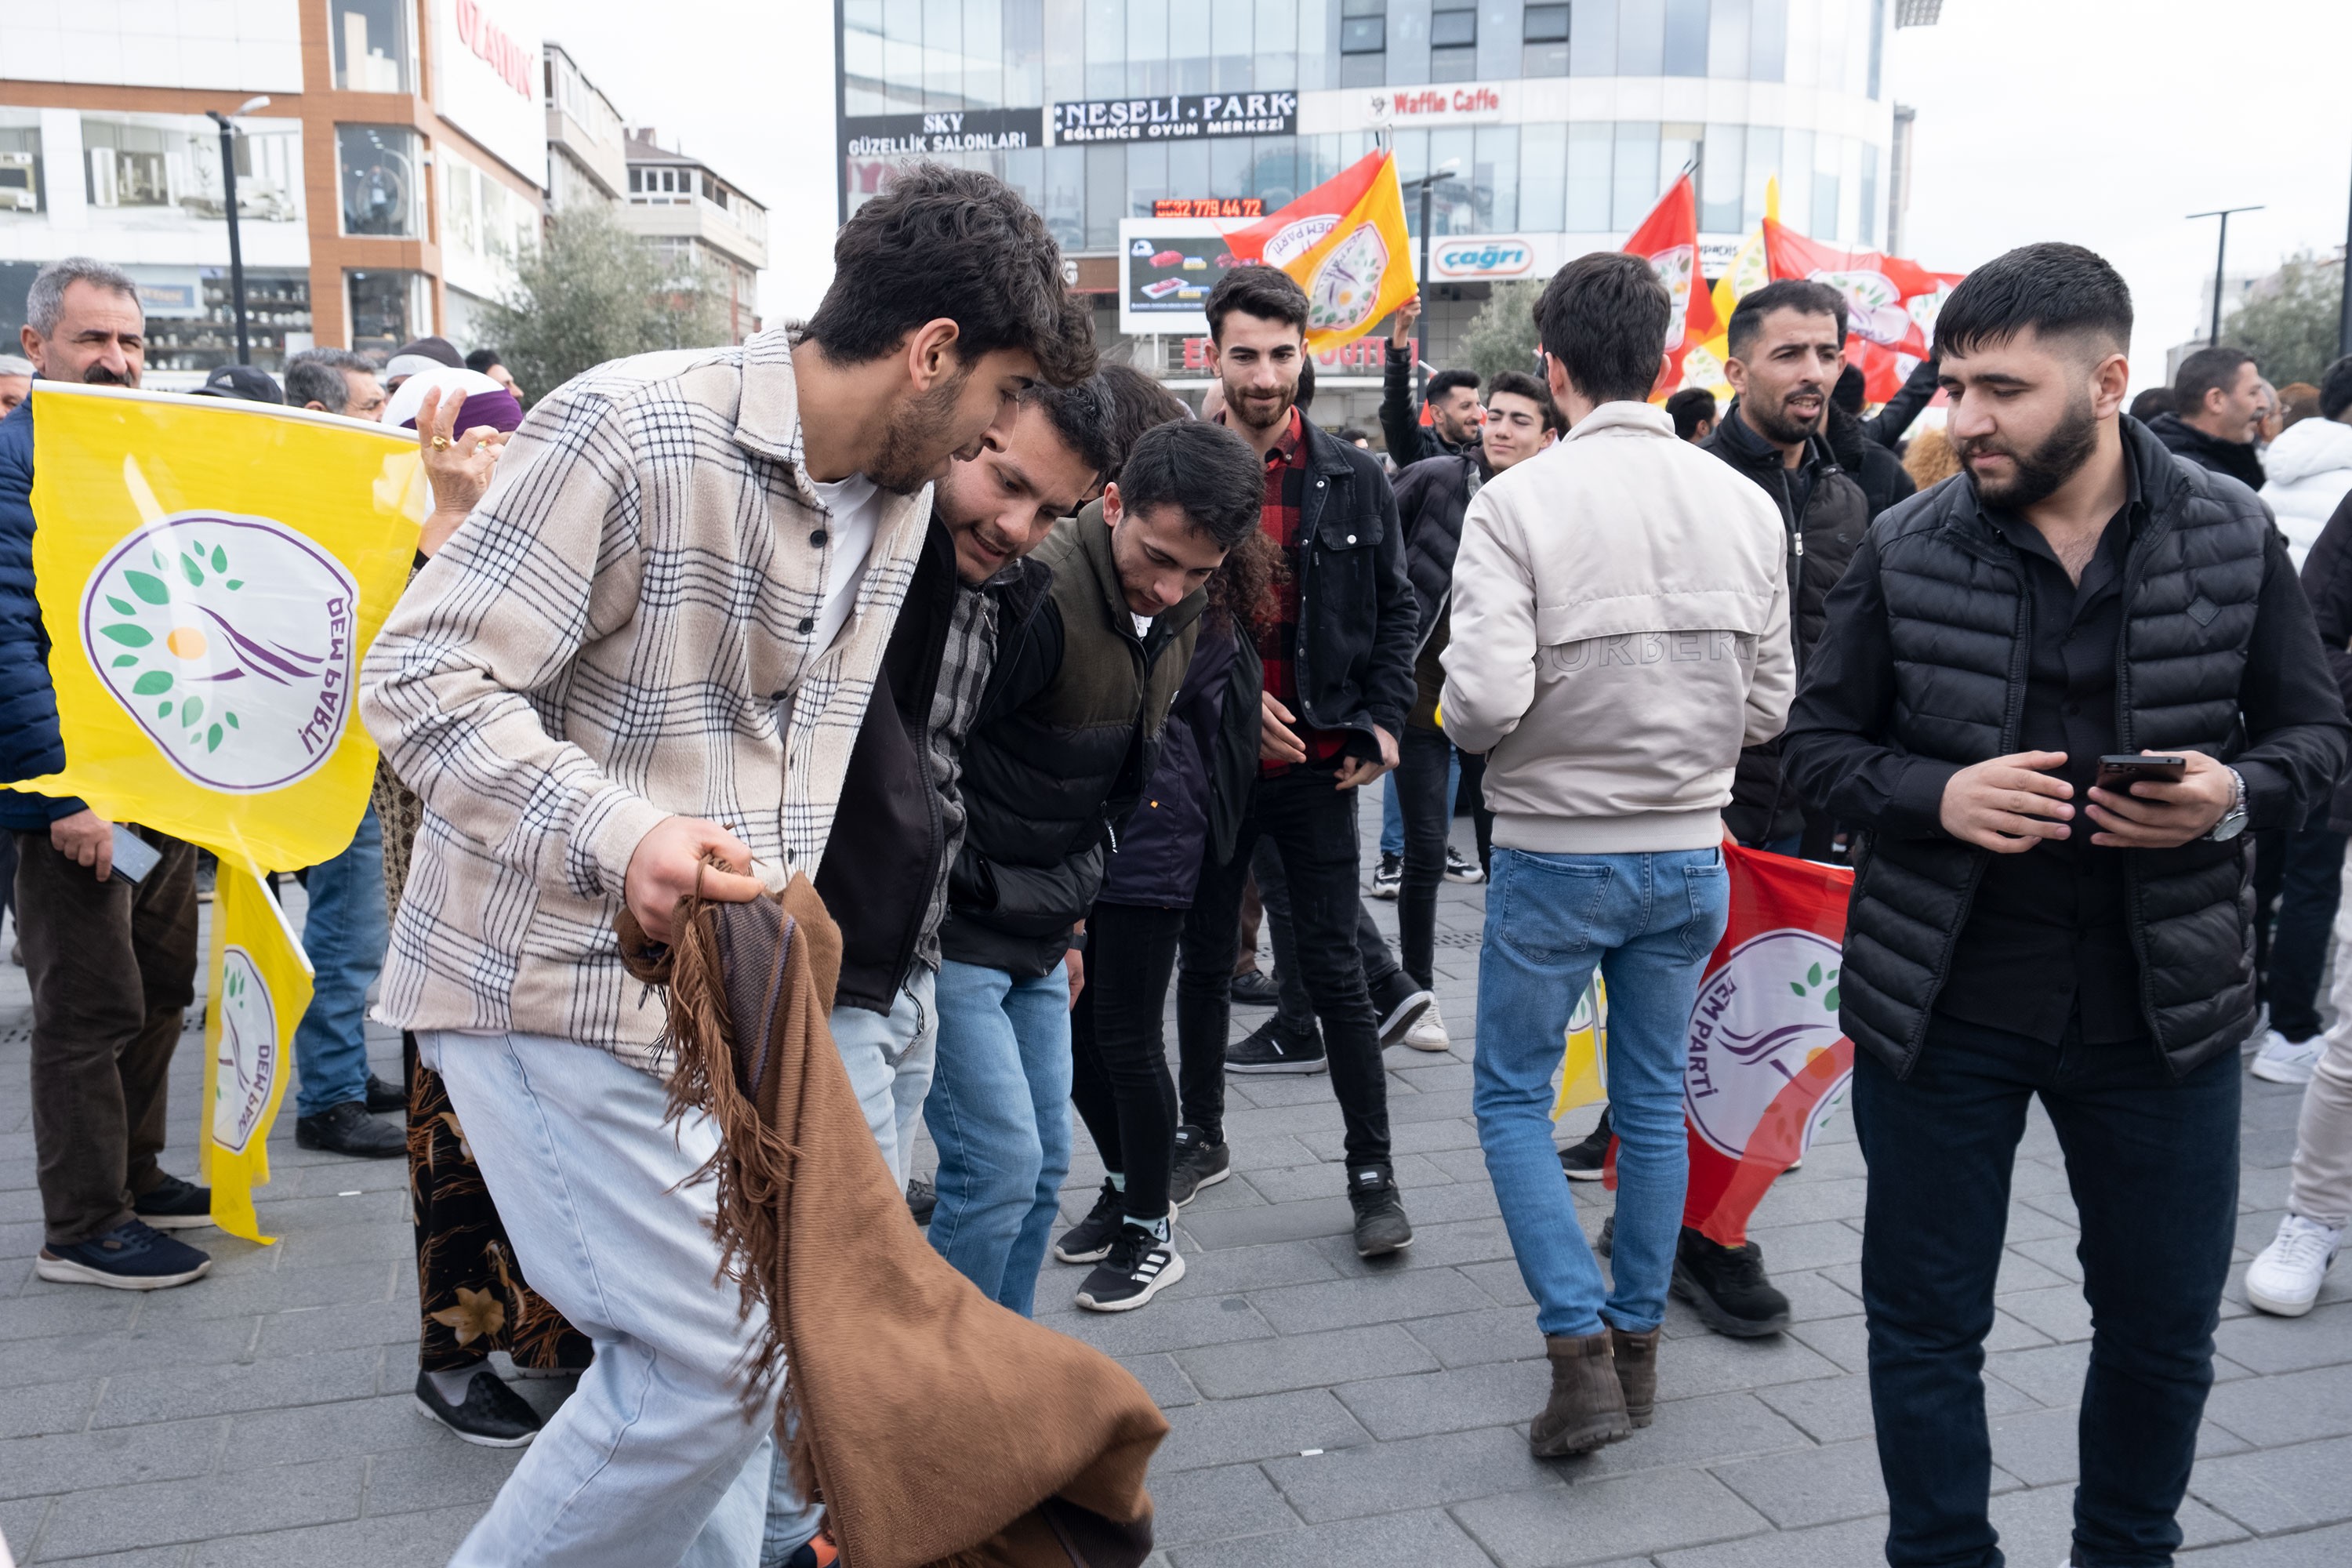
363, 1439, 525, 1515
0, 1290, 140, 1343
1248, 1268, 1495, 1335
88, 1348, 387, 1429
1654, 1326, 1846, 1400
1332, 1359, 1549, 1439
1655, 1512, 1889, 1568
9, 1319, 263, 1390
1740, 1220, 1864, 1273
1152, 1388, 1372, 1473
2211, 1301, 2352, 1375
183, 1504, 484, 1566
1118, 1353, 1203, 1410
1403, 1305, 1544, 1369
1455, 1465, 1772, 1566
1144, 1462, 1301, 1545
2205, 1363, 2352, 1447
2178, 1521, 2352, 1565
1709, 1436, 1891, 1528
1178, 1197, 1359, 1250
1177, 1323, 1437, 1399
1567, 1392, 1814, 1481
1166, 1505, 1498, 1568
1062, 1293, 1277, 1359
1994, 1281, 2097, 1345
215, 1394, 447, 1471
1262, 1421, 1560, 1521
1987, 1481, 2245, 1560
0, 1377, 103, 1439
31, 1456, 362, 1559
2186, 1433, 2352, 1534
0, 1420, 223, 1503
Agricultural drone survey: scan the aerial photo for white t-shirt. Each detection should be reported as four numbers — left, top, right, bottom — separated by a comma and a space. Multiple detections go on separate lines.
1131, 612, 1154, 640
804, 472, 884, 653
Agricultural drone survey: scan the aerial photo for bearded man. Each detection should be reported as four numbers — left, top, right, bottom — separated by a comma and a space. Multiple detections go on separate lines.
1782, 242, 2347, 1568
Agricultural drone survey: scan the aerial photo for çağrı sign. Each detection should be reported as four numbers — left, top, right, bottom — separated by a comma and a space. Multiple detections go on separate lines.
1429, 236, 1537, 280
1052, 92, 1298, 143
430, 0, 546, 184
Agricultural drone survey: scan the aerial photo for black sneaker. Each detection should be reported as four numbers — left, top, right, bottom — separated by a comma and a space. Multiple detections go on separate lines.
1227, 1015, 1327, 1074
1672, 1226, 1791, 1338
1559, 1110, 1613, 1181
1369, 971, 1436, 1047
1054, 1178, 1127, 1264
295, 1100, 405, 1158
1444, 845, 1486, 884
1171, 1124, 1231, 1207
37, 1219, 211, 1290
414, 1367, 543, 1447
1348, 1167, 1414, 1257
1229, 967, 1282, 1007
1371, 852, 1402, 900
365, 1072, 407, 1113
132, 1174, 214, 1231
906, 1174, 937, 1227
1076, 1223, 1186, 1312
1596, 1212, 1613, 1258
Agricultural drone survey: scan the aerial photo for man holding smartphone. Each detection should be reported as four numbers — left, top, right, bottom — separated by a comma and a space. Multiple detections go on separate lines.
1782, 245, 2347, 1568
2, 259, 212, 1291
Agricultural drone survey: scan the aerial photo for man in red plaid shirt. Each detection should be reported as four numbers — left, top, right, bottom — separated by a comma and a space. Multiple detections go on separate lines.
1179, 266, 1423, 1257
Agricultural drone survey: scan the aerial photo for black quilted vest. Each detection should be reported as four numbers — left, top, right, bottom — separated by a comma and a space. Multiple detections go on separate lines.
1842, 422, 2267, 1080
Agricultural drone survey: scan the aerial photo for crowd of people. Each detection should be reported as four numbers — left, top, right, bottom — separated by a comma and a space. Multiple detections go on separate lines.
6, 162, 2352, 1568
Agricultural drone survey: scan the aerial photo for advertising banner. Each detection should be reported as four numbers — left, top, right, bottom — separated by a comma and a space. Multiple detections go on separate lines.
1051, 92, 1298, 143
1118, 219, 1250, 336
842, 108, 1044, 159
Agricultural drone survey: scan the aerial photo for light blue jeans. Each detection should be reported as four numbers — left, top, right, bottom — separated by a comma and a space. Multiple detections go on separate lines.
925, 957, 1072, 1316
761, 967, 940, 1565
1472, 847, 1729, 1339
1380, 749, 1462, 860
421, 1029, 778, 1568
292, 804, 388, 1116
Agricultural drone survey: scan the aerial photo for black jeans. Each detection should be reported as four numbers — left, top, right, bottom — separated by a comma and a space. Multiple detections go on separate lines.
17, 827, 200, 1244
1191, 768, 1392, 1169
1394, 726, 1455, 991
2266, 815, 2344, 1043
1260, 809, 1406, 1037
1854, 1012, 2239, 1568
1070, 901, 1186, 1220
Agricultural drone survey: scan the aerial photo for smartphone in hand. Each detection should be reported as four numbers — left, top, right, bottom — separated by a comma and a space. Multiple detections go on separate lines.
107, 824, 162, 884
2094, 753, 2187, 793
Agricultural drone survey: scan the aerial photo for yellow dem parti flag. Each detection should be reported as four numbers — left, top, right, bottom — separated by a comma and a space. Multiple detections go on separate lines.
198, 861, 314, 1243
10, 383, 425, 870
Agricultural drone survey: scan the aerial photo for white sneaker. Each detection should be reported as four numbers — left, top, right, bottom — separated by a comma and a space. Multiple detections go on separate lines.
2242, 1003, 2271, 1054
1403, 997, 1450, 1052
2250, 1030, 2324, 1085
2245, 1213, 2344, 1317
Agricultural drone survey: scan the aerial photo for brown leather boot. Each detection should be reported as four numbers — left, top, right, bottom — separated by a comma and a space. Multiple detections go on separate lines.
1610, 1324, 1661, 1428
1530, 1332, 1632, 1457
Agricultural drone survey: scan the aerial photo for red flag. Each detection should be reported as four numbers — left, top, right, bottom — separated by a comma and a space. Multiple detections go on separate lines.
1226, 151, 1391, 269
1605, 844, 1857, 1248
1762, 220, 1965, 401
1622, 174, 1718, 398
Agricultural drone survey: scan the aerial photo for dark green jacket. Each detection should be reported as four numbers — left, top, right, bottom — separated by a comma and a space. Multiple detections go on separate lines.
939, 505, 1207, 977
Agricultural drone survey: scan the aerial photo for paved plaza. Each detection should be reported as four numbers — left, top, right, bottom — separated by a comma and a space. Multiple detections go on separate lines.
3, 815, 2351, 1566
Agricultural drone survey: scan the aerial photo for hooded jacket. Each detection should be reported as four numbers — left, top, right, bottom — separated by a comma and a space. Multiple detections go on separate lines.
939, 506, 1206, 977
2259, 415, 2352, 568
2149, 410, 2267, 494
1441, 401, 1794, 853
1095, 621, 1262, 909
1700, 401, 1871, 844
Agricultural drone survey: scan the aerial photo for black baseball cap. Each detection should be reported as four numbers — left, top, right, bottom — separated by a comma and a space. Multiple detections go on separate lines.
191, 364, 286, 405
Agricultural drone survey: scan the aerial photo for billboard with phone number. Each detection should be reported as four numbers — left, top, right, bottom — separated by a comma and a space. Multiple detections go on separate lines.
1119, 218, 1254, 336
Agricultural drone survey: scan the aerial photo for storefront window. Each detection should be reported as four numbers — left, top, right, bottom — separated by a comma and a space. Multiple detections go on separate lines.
347, 270, 432, 359
138, 269, 312, 374
331, 0, 414, 93
338, 125, 423, 238
0, 123, 43, 216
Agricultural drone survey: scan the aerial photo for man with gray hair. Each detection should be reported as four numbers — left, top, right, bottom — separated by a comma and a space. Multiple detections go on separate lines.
3, 256, 214, 1290
285, 348, 385, 420
0, 354, 30, 415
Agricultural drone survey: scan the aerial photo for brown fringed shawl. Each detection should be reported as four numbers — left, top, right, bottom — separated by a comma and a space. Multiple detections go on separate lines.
617, 874, 1168, 1568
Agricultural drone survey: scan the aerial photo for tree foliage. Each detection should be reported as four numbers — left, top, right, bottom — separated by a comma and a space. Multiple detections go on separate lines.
1457, 278, 1546, 385
478, 204, 733, 402
2224, 254, 2346, 389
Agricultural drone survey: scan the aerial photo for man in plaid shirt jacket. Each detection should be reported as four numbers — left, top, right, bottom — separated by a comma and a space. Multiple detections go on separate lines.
359, 165, 1094, 1567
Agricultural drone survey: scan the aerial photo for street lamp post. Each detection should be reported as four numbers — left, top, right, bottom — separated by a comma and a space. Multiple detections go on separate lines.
2339, 162, 2352, 358
1403, 159, 1462, 408
204, 96, 271, 366
2187, 205, 2263, 347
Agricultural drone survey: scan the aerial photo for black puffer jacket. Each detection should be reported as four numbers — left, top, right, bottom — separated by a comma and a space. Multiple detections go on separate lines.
1782, 417, 2348, 1079
2149, 410, 2267, 493
1098, 622, 1263, 908
939, 507, 1207, 977
818, 520, 1049, 1012
1701, 401, 1870, 844
2297, 489, 2352, 832
1392, 449, 1483, 652
1830, 403, 1916, 522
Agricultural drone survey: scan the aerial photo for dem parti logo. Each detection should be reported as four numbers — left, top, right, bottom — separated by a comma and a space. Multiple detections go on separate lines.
80, 514, 358, 793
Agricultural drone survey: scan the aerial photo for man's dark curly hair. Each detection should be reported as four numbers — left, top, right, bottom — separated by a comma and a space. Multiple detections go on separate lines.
808, 163, 1096, 387
1021, 376, 1119, 485
1095, 363, 1191, 484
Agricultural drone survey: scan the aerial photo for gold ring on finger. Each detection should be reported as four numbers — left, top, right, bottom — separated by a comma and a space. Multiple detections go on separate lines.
430, 434, 451, 449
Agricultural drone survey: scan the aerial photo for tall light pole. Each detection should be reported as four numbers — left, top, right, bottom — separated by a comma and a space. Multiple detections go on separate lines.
1402, 158, 1461, 407
2339, 164, 2352, 358
204, 96, 271, 366
2187, 205, 2263, 347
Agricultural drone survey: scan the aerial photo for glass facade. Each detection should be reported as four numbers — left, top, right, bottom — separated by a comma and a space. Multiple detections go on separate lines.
336, 123, 423, 237
844, 0, 1893, 254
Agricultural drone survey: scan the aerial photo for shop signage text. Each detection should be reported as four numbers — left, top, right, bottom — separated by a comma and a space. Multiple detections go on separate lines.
1152, 198, 1264, 218
843, 109, 1044, 158
1054, 93, 1299, 143
453, 0, 533, 100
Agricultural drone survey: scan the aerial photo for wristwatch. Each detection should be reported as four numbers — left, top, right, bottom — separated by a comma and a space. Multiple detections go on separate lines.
2205, 768, 2249, 842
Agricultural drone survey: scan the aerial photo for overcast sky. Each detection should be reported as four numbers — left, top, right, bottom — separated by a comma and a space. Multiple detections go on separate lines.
554, 0, 2351, 393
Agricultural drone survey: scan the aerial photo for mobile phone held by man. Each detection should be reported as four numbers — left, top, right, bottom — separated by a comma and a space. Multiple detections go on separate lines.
2093, 753, 2188, 793
107, 822, 162, 884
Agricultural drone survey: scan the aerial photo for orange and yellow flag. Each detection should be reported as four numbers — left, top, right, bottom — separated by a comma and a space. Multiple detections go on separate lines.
1228, 150, 1418, 354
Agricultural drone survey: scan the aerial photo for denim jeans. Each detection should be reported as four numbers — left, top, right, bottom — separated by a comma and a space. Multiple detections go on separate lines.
2266, 815, 2345, 1042
292, 805, 388, 1117
925, 958, 1072, 1316
1258, 815, 1409, 1038
1472, 847, 1728, 1338
1395, 726, 1458, 991
1854, 1013, 2240, 1568
419, 1029, 779, 1568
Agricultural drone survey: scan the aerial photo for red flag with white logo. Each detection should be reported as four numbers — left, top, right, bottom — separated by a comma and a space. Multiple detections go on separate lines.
1621, 173, 1718, 398
1606, 844, 1857, 1247
1762, 220, 1965, 402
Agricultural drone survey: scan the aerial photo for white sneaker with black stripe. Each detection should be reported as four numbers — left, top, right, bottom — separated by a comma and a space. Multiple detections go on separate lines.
1075, 1223, 1185, 1312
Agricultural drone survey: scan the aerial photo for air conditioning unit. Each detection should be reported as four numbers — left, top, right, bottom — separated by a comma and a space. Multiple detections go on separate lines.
0, 149, 39, 212
1895, 0, 1944, 24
